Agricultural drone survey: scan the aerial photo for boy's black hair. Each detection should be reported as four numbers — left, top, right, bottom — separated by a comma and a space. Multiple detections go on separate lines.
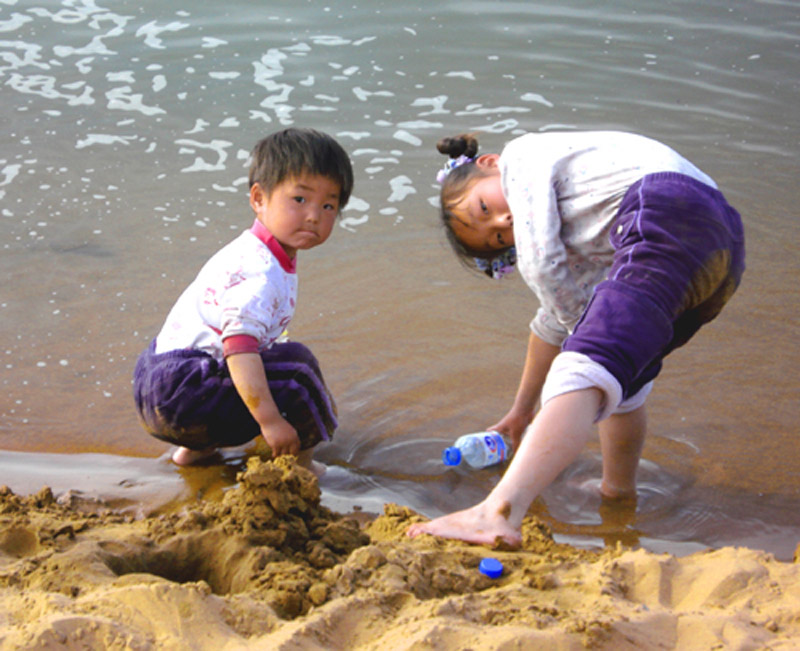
249, 128, 354, 210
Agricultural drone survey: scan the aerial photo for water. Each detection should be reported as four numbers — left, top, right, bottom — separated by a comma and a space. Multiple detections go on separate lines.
2, 0, 799, 559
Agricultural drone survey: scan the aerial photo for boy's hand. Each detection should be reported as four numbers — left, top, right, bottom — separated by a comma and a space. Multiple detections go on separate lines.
260, 418, 301, 457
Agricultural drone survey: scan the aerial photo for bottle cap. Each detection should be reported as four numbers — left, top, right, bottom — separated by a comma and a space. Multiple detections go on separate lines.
442, 446, 462, 466
479, 557, 503, 579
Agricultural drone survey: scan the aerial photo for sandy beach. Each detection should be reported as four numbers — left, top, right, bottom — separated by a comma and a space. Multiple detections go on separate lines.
1, 455, 798, 650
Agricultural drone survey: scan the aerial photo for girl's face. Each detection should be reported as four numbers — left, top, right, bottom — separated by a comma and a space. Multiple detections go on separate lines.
450, 167, 514, 255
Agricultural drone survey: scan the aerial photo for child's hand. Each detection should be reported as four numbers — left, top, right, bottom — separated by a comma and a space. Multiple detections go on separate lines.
489, 407, 533, 451
260, 418, 301, 457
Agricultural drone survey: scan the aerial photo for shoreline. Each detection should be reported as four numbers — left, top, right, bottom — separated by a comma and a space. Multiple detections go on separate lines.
1, 448, 798, 562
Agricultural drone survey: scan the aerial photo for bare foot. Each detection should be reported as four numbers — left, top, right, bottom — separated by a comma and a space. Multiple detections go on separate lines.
599, 479, 637, 501
171, 446, 217, 466
406, 502, 522, 548
296, 449, 326, 479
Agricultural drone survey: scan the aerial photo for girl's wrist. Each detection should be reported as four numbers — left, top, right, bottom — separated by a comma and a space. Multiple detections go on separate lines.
511, 396, 537, 417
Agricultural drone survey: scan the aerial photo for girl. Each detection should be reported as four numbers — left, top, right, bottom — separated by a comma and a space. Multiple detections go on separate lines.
408, 131, 745, 547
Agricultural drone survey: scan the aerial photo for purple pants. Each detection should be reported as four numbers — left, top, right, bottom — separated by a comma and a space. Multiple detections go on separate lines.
562, 172, 745, 400
133, 340, 337, 450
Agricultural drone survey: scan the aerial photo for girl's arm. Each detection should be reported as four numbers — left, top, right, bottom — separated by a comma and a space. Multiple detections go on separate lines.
490, 331, 560, 449
226, 352, 300, 457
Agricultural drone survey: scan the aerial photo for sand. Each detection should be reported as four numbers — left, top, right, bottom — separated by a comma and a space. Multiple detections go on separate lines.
1, 456, 798, 650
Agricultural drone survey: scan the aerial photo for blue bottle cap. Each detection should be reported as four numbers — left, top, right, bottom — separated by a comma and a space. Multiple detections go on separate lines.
442, 446, 462, 466
479, 557, 503, 579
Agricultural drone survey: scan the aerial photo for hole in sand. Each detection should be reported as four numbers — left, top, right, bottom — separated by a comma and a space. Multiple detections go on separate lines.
99, 531, 278, 596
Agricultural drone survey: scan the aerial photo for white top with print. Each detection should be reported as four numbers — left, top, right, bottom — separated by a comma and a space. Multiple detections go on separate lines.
155, 220, 297, 361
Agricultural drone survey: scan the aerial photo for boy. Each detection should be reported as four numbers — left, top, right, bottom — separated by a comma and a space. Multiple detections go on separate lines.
133, 128, 353, 474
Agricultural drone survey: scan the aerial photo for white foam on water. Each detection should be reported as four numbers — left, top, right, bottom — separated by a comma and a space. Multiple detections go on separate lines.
337, 131, 371, 141
445, 70, 475, 80
185, 119, 209, 134
211, 183, 238, 193
106, 70, 134, 83
0, 12, 32, 31
0, 40, 47, 70
0, 164, 21, 186
456, 105, 530, 116
392, 130, 421, 146
352, 86, 394, 101
106, 85, 165, 115
411, 95, 449, 115
201, 37, 227, 49
339, 213, 369, 232
300, 105, 336, 113
135, 20, 190, 50
6, 72, 95, 104
478, 119, 521, 133
174, 138, 231, 173
397, 119, 443, 130
209, 71, 240, 80
75, 134, 136, 148
387, 175, 416, 202
249, 110, 274, 123
520, 92, 554, 107
309, 35, 351, 47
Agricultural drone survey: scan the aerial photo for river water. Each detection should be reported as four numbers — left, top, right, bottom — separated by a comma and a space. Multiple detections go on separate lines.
1, 0, 798, 559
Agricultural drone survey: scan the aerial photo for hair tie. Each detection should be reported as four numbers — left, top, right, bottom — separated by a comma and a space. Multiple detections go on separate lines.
436, 155, 474, 184
475, 246, 517, 280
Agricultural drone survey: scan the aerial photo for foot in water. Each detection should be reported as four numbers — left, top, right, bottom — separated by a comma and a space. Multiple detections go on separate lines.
406, 501, 522, 548
172, 446, 218, 466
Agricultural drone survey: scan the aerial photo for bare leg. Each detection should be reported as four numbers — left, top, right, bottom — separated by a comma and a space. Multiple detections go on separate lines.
172, 446, 217, 466
407, 388, 603, 547
598, 405, 646, 499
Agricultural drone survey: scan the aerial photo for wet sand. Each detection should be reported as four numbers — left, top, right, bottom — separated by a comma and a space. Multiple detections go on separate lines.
1, 454, 799, 650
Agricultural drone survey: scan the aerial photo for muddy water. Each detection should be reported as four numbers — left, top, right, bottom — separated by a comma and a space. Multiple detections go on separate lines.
1, 0, 798, 559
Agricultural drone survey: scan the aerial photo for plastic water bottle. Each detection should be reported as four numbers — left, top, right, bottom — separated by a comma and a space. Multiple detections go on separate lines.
442, 431, 512, 469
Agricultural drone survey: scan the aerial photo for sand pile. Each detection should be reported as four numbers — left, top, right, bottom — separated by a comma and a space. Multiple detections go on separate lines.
1, 456, 799, 650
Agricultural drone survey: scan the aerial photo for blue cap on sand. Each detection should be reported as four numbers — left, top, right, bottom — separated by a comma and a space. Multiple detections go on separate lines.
479, 557, 503, 579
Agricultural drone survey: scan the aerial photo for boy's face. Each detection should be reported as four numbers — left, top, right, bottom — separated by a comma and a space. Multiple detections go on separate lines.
250, 173, 341, 258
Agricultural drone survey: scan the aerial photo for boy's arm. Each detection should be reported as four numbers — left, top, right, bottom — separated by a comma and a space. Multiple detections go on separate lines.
226, 351, 300, 457
490, 331, 560, 449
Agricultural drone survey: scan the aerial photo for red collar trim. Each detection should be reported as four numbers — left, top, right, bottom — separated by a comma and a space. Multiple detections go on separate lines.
250, 219, 296, 274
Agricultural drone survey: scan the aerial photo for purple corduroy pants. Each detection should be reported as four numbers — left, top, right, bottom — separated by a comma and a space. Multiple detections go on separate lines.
133, 339, 337, 450
562, 172, 746, 400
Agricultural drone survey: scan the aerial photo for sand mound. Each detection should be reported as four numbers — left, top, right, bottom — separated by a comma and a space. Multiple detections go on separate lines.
1, 457, 799, 650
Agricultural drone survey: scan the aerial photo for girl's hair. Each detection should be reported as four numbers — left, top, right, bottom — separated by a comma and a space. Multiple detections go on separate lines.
249, 128, 354, 212
437, 133, 510, 276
